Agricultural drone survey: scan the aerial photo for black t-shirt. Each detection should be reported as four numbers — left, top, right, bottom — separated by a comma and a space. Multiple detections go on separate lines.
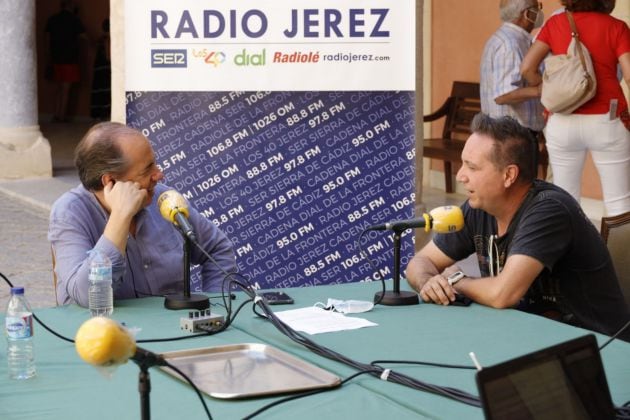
45, 10, 85, 64
434, 180, 630, 340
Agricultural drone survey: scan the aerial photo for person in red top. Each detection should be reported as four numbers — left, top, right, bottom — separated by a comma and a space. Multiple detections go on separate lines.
45, 0, 86, 122
521, 0, 630, 216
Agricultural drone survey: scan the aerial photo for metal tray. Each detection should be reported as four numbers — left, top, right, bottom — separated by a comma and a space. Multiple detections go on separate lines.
159, 343, 341, 399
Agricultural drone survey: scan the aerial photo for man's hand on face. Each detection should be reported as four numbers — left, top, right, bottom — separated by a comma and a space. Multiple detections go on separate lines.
103, 180, 148, 219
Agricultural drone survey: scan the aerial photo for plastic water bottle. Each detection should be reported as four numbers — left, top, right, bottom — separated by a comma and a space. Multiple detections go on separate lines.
88, 250, 113, 317
5, 287, 36, 379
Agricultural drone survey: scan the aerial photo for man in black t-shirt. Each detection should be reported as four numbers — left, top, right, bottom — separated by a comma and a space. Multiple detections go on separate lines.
406, 114, 630, 341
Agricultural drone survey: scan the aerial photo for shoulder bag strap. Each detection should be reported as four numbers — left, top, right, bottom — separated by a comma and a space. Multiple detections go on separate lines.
566, 11, 591, 79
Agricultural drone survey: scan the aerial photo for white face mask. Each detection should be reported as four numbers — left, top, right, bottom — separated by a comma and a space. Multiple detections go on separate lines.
325, 298, 374, 314
534, 9, 544, 28
525, 8, 544, 29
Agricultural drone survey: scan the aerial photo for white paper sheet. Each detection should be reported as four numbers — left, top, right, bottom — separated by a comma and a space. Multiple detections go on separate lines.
273, 306, 378, 335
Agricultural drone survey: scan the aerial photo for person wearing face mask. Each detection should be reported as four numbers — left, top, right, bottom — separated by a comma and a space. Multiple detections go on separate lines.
48, 122, 237, 307
521, 0, 630, 217
480, 0, 546, 172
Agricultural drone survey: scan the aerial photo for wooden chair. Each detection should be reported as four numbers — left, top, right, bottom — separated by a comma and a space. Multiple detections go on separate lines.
533, 132, 549, 181
51, 246, 59, 306
423, 81, 549, 192
601, 211, 630, 309
423, 81, 481, 193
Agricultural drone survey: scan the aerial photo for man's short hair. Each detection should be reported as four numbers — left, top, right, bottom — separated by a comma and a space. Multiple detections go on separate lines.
470, 113, 536, 184
74, 122, 141, 191
500, 0, 533, 22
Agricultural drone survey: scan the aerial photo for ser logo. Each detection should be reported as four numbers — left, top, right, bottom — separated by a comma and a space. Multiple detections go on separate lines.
151, 49, 187, 68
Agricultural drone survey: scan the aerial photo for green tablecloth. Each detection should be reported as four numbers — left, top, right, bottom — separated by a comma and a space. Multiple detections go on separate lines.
2, 281, 629, 419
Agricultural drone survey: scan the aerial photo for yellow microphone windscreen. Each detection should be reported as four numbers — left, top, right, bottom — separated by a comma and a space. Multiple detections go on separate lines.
429, 205, 464, 234
157, 190, 190, 224
75, 317, 136, 367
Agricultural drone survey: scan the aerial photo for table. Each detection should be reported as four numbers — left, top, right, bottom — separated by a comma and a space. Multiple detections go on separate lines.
2, 281, 629, 419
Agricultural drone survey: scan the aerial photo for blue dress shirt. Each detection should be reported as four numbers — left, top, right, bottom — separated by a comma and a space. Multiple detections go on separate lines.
48, 183, 237, 306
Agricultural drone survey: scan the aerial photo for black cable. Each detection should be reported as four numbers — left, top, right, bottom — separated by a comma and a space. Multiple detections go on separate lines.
617, 400, 630, 417
5, 251, 482, 409
163, 360, 212, 419
2, 268, 221, 418
137, 332, 212, 343
0, 270, 240, 346
3, 265, 481, 406
599, 318, 630, 350
243, 369, 380, 419
371, 359, 477, 371
0, 270, 75, 343
242, 287, 481, 407
616, 406, 630, 420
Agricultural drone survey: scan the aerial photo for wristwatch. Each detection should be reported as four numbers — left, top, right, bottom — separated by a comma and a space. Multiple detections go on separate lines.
447, 271, 465, 286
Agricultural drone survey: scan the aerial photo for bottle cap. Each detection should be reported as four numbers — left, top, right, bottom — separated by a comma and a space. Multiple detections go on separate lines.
11, 287, 24, 295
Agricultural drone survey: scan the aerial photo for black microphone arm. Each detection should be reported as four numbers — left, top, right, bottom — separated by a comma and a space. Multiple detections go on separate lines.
173, 211, 196, 241
131, 346, 167, 368
367, 217, 428, 232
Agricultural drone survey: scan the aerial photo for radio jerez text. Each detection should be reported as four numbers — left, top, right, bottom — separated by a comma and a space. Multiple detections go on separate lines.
150, 9, 390, 39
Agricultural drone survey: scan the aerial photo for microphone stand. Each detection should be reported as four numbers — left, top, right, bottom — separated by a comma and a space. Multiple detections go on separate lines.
374, 228, 419, 306
138, 363, 151, 420
164, 235, 210, 310
131, 349, 167, 420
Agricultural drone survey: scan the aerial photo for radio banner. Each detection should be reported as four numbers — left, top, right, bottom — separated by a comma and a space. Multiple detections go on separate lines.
125, 1, 417, 291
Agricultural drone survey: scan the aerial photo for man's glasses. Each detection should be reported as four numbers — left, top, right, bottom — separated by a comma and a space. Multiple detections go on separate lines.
488, 234, 502, 277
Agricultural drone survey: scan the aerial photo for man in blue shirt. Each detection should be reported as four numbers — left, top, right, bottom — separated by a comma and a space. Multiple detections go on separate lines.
480, 0, 544, 133
49, 122, 236, 306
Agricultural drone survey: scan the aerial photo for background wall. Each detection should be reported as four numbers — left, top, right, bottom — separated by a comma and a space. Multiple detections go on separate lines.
426, 0, 630, 203
45, 0, 629, 206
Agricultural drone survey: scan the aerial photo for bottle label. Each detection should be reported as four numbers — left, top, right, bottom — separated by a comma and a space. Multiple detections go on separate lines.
89, 266, 112, 282
5, 315, 33, 339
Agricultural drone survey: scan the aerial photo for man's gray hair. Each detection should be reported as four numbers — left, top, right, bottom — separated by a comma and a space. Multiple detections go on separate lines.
500, 0, 532, 22
74, 122, 141, 191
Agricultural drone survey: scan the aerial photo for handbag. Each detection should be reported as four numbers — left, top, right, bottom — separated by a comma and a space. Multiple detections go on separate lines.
540, 11, 596, 114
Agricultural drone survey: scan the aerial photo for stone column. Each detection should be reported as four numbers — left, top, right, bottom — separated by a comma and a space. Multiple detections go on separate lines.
0, 0, 52, 179
111, 0, 125, 123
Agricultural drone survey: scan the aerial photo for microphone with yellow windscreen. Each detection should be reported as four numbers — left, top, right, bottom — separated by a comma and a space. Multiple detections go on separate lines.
369, 205, 464, 306
75, 317, 136, 367
157, 190, 197, 241
157, 189, 210, 310
427, 205, 464, 234
75, 317, 167, 419
366, 205, 464, 234
75, 317, 166, 368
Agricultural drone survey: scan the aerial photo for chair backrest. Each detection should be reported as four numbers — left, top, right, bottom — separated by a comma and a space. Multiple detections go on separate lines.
442, 81, 481, 141
51, 246, 59, 306
601, 211, 630, 309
